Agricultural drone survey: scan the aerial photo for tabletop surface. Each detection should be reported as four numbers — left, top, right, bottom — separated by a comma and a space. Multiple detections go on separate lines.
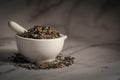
0, 38, 120, 80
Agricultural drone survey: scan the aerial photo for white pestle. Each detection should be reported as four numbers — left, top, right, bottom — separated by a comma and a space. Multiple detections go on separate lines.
8, 21, 28, 34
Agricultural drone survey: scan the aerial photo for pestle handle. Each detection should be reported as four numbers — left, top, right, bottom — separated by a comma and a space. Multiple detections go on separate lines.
8, 21, 27, 34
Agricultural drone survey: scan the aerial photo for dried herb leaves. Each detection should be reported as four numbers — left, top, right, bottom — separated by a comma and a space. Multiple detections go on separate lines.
19, 25, 60, 39
9, 53, 75, 70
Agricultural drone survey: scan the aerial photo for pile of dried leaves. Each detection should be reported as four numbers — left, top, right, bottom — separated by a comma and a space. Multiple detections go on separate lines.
19, 25, 60, 39
9, 53, 75, 70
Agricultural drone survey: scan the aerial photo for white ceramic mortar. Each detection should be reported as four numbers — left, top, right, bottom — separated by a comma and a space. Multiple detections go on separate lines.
16, 34, 67, 64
